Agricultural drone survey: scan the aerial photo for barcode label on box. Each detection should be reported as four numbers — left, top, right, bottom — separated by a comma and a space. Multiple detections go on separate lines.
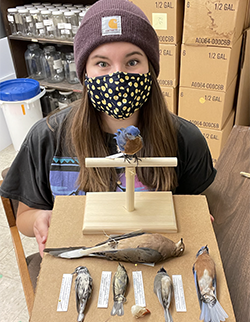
132, 271, 146, 307
57, 274, 73, 312
97, 271, 112, 308
172, 275, 187, 312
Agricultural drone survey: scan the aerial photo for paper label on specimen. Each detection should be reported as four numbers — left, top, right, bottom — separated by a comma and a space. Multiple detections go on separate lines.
97, 271, 112, 308
132, 271, 146, 307
172, 275, 187, 312
57, 274, 73, 312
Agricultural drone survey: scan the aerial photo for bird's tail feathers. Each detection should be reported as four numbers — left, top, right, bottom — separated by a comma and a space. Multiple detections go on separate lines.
111, 301, 124, 316
200, 300, 228, 322
164, 308, 173, 322
77, 312, 84, 322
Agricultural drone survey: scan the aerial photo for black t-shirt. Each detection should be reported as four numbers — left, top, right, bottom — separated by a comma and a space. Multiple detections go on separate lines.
0, 106, 216, 210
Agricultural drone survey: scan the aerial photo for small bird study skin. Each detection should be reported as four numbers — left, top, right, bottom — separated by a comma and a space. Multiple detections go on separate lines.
193, 246, 228, 322
154, 267, 173, 322
44, 231, 185, 264
111, 263, 129, 316
73, 266, 93, 322
114, 125, 143, 162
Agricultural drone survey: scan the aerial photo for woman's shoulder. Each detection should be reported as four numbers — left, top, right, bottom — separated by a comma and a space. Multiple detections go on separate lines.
175, 116, 206, 146
174, 115, 209, 161
23, 106, 72, 145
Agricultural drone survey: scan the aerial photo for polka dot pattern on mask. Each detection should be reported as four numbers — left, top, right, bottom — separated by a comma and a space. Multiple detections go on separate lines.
84, 71, 152, 119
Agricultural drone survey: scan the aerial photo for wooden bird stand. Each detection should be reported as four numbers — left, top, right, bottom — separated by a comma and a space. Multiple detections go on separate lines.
82, 157, 178, 234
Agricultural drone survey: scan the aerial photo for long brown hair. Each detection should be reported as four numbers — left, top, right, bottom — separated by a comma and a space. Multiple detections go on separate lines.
66, 63, 178, 192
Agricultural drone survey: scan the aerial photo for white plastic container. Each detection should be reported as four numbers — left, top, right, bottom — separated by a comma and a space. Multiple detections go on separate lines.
0, 78, 45, 151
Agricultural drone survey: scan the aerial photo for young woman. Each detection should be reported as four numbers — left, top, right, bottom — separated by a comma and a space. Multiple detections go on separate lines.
0, 0, 216, 257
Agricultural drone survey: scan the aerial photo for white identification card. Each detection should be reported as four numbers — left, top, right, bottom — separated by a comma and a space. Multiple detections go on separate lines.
172, 275, 187, 312
132, 271, 146, 307
57, 274, 73, 312
97, 271, 112, 308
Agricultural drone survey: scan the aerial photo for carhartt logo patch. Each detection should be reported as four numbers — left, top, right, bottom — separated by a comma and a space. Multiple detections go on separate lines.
102, 16, 122, 36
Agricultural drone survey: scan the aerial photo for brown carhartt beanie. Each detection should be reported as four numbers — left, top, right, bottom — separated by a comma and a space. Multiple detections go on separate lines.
74, 0, 159, 83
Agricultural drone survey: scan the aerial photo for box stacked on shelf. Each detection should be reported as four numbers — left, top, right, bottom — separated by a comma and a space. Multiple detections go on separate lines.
178, 0, 248, 165
131, 0, 185, 114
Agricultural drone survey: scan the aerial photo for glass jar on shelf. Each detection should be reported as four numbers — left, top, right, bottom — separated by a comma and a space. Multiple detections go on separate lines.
71, 9, 80, 26
16, 6, 26, 10
7, 8, 18, 35
41, 10, 55, 38
25, 43, 45, 80
52, 10, 65, 39
35, 5, 45, 10
63, 11, 78, 40
18, 9, 32, 36
78, 11, 86, 26
74, 4, 84, 9
45, 5, 55, 10
64, 52, 79, 84
40, 87, 58, 115
25, 5, 35, 10
43, 46, 64, 83
29, 9, 43, 37
58, 90, 73, 109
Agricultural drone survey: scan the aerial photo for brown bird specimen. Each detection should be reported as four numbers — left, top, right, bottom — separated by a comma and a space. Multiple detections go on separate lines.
44, 231, 185, 264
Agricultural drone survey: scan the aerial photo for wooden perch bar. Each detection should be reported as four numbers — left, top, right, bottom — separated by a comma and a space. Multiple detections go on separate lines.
85, 157, 178, 168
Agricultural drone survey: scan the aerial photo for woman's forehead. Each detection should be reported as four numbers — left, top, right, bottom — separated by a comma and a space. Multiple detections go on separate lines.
88, 42, 146, 59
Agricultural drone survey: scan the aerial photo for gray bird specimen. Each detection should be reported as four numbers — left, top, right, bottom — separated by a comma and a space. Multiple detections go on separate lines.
111, 263, 129, 316
73, 266, 93, 322
154, 267, 173, 322
44, 231, 185, 264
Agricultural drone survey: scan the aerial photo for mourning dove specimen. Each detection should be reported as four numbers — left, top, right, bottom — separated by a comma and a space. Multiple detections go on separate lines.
44, 231, 185, 264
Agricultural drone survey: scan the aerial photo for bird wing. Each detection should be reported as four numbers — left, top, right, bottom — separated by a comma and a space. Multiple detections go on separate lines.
192, 264, 202, 309
212, 272, 217, 297
156, 287, 164, 307
92, 247, 162, 263
44, 231, 147, 258
75, 276, 81, 313
44, 246, 87, 258
114, 129, 127, 152
124, 136, 143, 155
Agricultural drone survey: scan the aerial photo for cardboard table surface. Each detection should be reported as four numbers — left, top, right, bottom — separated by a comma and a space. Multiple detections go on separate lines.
30, 195, 236, 322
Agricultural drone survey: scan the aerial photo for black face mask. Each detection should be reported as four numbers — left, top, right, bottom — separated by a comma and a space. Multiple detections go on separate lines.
85, 71, 152, 119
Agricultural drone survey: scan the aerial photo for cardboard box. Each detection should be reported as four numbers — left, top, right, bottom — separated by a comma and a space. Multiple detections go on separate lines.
179, 35, 242, 92
235, 28, 250, 126
160, 86, 178, 114
198, 110, 235, 166
130, 0, 184, 44
244, 0, 250, 29
158, 43, 181, 88
182, 0, 248, 48
178, 75, 237, 130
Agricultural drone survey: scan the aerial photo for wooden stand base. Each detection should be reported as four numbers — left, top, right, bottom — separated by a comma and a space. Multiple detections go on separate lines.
82, 191, 177, 234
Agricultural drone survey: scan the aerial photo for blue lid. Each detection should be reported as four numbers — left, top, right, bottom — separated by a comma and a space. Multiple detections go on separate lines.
0, 78, 41, 101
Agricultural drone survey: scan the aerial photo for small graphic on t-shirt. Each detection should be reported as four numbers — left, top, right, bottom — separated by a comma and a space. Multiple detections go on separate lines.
50, 156, 85, 196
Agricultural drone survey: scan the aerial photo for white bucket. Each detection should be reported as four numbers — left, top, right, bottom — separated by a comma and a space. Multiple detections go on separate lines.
0, 87, 45, 151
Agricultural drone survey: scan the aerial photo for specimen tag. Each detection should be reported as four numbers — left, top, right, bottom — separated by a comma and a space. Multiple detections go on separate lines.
172, 275, 187, 312
132, 271, 146, 307
97, 271, 112, 308
57, 274, 73, 312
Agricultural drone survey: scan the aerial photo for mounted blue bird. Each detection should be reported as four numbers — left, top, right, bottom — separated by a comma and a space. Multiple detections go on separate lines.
193, 246, 228, 322
114, 125, 143, 158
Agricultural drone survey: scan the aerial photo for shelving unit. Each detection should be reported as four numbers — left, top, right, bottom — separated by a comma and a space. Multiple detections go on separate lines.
0, 0, 96, 92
